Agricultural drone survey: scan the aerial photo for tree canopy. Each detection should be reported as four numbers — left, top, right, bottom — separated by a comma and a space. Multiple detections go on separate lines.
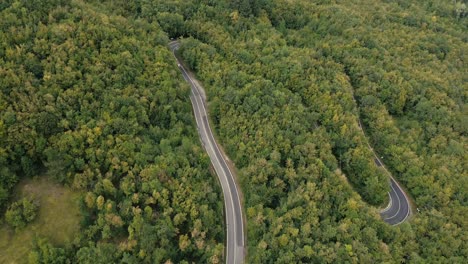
1, 0, 223, 262
1, 0, 466, 263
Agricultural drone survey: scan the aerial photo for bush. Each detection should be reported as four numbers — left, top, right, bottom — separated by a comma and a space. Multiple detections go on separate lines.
5, 198, 39, 229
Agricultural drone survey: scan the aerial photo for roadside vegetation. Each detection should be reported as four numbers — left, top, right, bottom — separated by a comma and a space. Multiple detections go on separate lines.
1, 0, 223, 262
0, 0, 466, 263
120, 0, 465, 262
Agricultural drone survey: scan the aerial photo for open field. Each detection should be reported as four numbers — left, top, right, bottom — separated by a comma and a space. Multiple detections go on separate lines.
0, 177, 81, 264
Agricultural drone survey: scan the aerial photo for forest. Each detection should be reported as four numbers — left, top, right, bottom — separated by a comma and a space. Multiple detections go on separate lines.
1, 0, 224, 262
1, 0, 467, 263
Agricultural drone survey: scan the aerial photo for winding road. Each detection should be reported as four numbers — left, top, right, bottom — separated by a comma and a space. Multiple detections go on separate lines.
380, 178, 411, 225
168, 38, 409, 264
169, 41, 245, 264
356, 110, 412, 225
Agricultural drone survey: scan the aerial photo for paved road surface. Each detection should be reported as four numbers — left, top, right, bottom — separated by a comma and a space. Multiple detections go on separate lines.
169, 41, 245, 264
356, 112, 412, 225
380, 178, 411, 225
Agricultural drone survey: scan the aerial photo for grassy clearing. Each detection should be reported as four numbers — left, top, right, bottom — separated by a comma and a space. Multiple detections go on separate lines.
0, 176, 81, 264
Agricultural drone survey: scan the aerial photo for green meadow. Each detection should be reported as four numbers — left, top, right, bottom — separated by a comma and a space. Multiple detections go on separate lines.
0, 177, 81, 263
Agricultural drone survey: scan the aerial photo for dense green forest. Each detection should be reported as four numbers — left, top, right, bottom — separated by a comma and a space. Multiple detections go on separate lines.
1, 0, 224, 262
1, 0, 467, 263
113, 0, 465, 262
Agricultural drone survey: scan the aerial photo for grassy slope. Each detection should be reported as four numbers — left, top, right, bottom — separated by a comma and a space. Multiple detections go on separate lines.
0, 177, 81, 263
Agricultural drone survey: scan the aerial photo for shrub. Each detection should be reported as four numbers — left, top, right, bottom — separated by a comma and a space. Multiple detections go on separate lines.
5, 198, 39, 229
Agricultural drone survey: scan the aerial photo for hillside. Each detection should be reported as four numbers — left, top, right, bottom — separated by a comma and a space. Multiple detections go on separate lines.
1, 0, 224, 262
128, 0, 466, 262
0, 0, 466, 263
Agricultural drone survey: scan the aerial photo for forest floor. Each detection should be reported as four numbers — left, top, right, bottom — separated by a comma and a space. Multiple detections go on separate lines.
0, 176, 81, 263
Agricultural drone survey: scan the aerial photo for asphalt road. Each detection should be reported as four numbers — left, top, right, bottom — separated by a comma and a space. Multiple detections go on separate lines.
380, 178, 411, 225
357, 116, 412, 225
169, 41, 245, 264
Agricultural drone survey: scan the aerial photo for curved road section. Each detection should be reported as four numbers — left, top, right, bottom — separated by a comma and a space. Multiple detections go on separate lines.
169, 41, 245, 264
380, 178, 411, 225
356, 115, 412, 225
